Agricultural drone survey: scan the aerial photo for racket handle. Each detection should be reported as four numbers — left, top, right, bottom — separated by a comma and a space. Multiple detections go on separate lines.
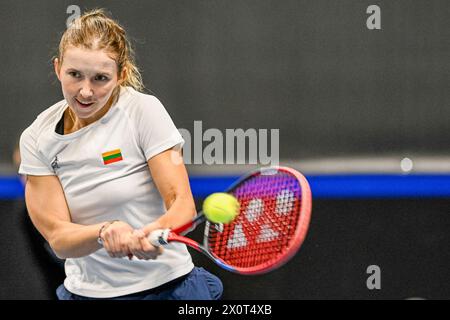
148, 229, 171, 247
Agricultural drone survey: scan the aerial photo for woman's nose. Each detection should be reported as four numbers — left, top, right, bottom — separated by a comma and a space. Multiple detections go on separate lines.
79, 81, 93, 98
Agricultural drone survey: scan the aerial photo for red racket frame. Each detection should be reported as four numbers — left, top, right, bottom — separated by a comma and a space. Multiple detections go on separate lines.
149, 166, 312, 275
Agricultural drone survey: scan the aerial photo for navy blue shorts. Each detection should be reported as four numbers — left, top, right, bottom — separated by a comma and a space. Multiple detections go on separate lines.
56, 267, 223, 300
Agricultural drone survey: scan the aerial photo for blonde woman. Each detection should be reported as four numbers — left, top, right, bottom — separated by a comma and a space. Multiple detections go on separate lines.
18, 9, 222, 300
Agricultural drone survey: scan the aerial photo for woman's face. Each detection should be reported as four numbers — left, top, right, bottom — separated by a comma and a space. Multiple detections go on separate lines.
55, 46, 120, 121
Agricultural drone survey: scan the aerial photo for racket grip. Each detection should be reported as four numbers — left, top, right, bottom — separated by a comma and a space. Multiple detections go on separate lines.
148, 229, 171, 247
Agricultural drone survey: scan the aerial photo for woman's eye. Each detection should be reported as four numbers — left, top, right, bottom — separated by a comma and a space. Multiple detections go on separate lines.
95, 75, 109, 81
69, 71, 80, 78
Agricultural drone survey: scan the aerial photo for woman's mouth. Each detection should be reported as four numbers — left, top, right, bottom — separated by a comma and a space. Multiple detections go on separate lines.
76, 99, 95, 108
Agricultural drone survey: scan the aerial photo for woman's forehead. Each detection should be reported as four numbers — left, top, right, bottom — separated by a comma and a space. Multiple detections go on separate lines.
62, 47, 117, 72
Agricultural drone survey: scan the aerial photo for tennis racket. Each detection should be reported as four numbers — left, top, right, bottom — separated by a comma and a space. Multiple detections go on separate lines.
148, 166, 312, 275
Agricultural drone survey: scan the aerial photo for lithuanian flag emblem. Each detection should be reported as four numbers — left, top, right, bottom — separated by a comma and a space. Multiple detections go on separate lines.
102, 149, 123, 165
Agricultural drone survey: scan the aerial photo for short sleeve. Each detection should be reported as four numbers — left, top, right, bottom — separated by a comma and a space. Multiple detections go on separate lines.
18, 126, 55, 176
133, 95, 185, 161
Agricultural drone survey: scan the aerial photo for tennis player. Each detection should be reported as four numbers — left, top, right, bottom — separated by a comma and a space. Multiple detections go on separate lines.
18, 9, 222, 300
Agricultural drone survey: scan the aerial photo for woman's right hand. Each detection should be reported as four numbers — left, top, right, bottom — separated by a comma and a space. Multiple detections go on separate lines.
127, 228, 163, 260
99, 220, 135, 258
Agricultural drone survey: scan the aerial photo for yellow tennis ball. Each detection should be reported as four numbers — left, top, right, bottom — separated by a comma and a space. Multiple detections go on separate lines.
202, 193, 240, 224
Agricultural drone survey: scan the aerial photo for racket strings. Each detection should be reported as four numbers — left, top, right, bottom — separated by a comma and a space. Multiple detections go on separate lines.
207, 171, 302, 269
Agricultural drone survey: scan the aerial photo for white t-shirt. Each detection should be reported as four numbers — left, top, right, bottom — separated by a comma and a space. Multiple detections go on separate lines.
19, 87, 194, 298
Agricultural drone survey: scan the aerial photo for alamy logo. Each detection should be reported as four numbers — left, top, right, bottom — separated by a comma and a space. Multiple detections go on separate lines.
366, 265, 381, 290
176, 121, 279, 166
66, 5, 81, 28
366, 5, 381, 30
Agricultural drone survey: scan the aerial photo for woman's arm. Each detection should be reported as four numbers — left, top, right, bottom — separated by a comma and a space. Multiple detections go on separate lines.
24, 175, 108, 259
115, 148, 195, 260
143, 148, 197, 233
148, 149, 197, 229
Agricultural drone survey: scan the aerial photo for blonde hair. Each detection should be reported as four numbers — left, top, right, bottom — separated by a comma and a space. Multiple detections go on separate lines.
55, 8, 144, 92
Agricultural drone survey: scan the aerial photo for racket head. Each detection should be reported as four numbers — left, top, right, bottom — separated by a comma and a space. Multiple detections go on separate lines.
204, 166, 312, 275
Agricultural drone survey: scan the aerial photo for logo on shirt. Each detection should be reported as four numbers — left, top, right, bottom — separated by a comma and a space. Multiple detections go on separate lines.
102, 149, 123, 165
51, 155, 60, 172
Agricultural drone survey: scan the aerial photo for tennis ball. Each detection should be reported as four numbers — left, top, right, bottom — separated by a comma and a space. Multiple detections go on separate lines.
202, 193, 240, 224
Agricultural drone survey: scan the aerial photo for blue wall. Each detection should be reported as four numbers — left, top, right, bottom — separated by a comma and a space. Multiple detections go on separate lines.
3, 174, 450, 199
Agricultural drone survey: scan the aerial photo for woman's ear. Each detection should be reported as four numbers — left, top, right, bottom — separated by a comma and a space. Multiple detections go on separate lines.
54, 58, 61, 81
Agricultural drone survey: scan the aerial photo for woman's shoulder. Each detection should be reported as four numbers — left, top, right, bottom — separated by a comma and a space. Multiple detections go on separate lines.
19, 99, 66, 150
23, 99, 66, 135
119, 87, 167, 116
